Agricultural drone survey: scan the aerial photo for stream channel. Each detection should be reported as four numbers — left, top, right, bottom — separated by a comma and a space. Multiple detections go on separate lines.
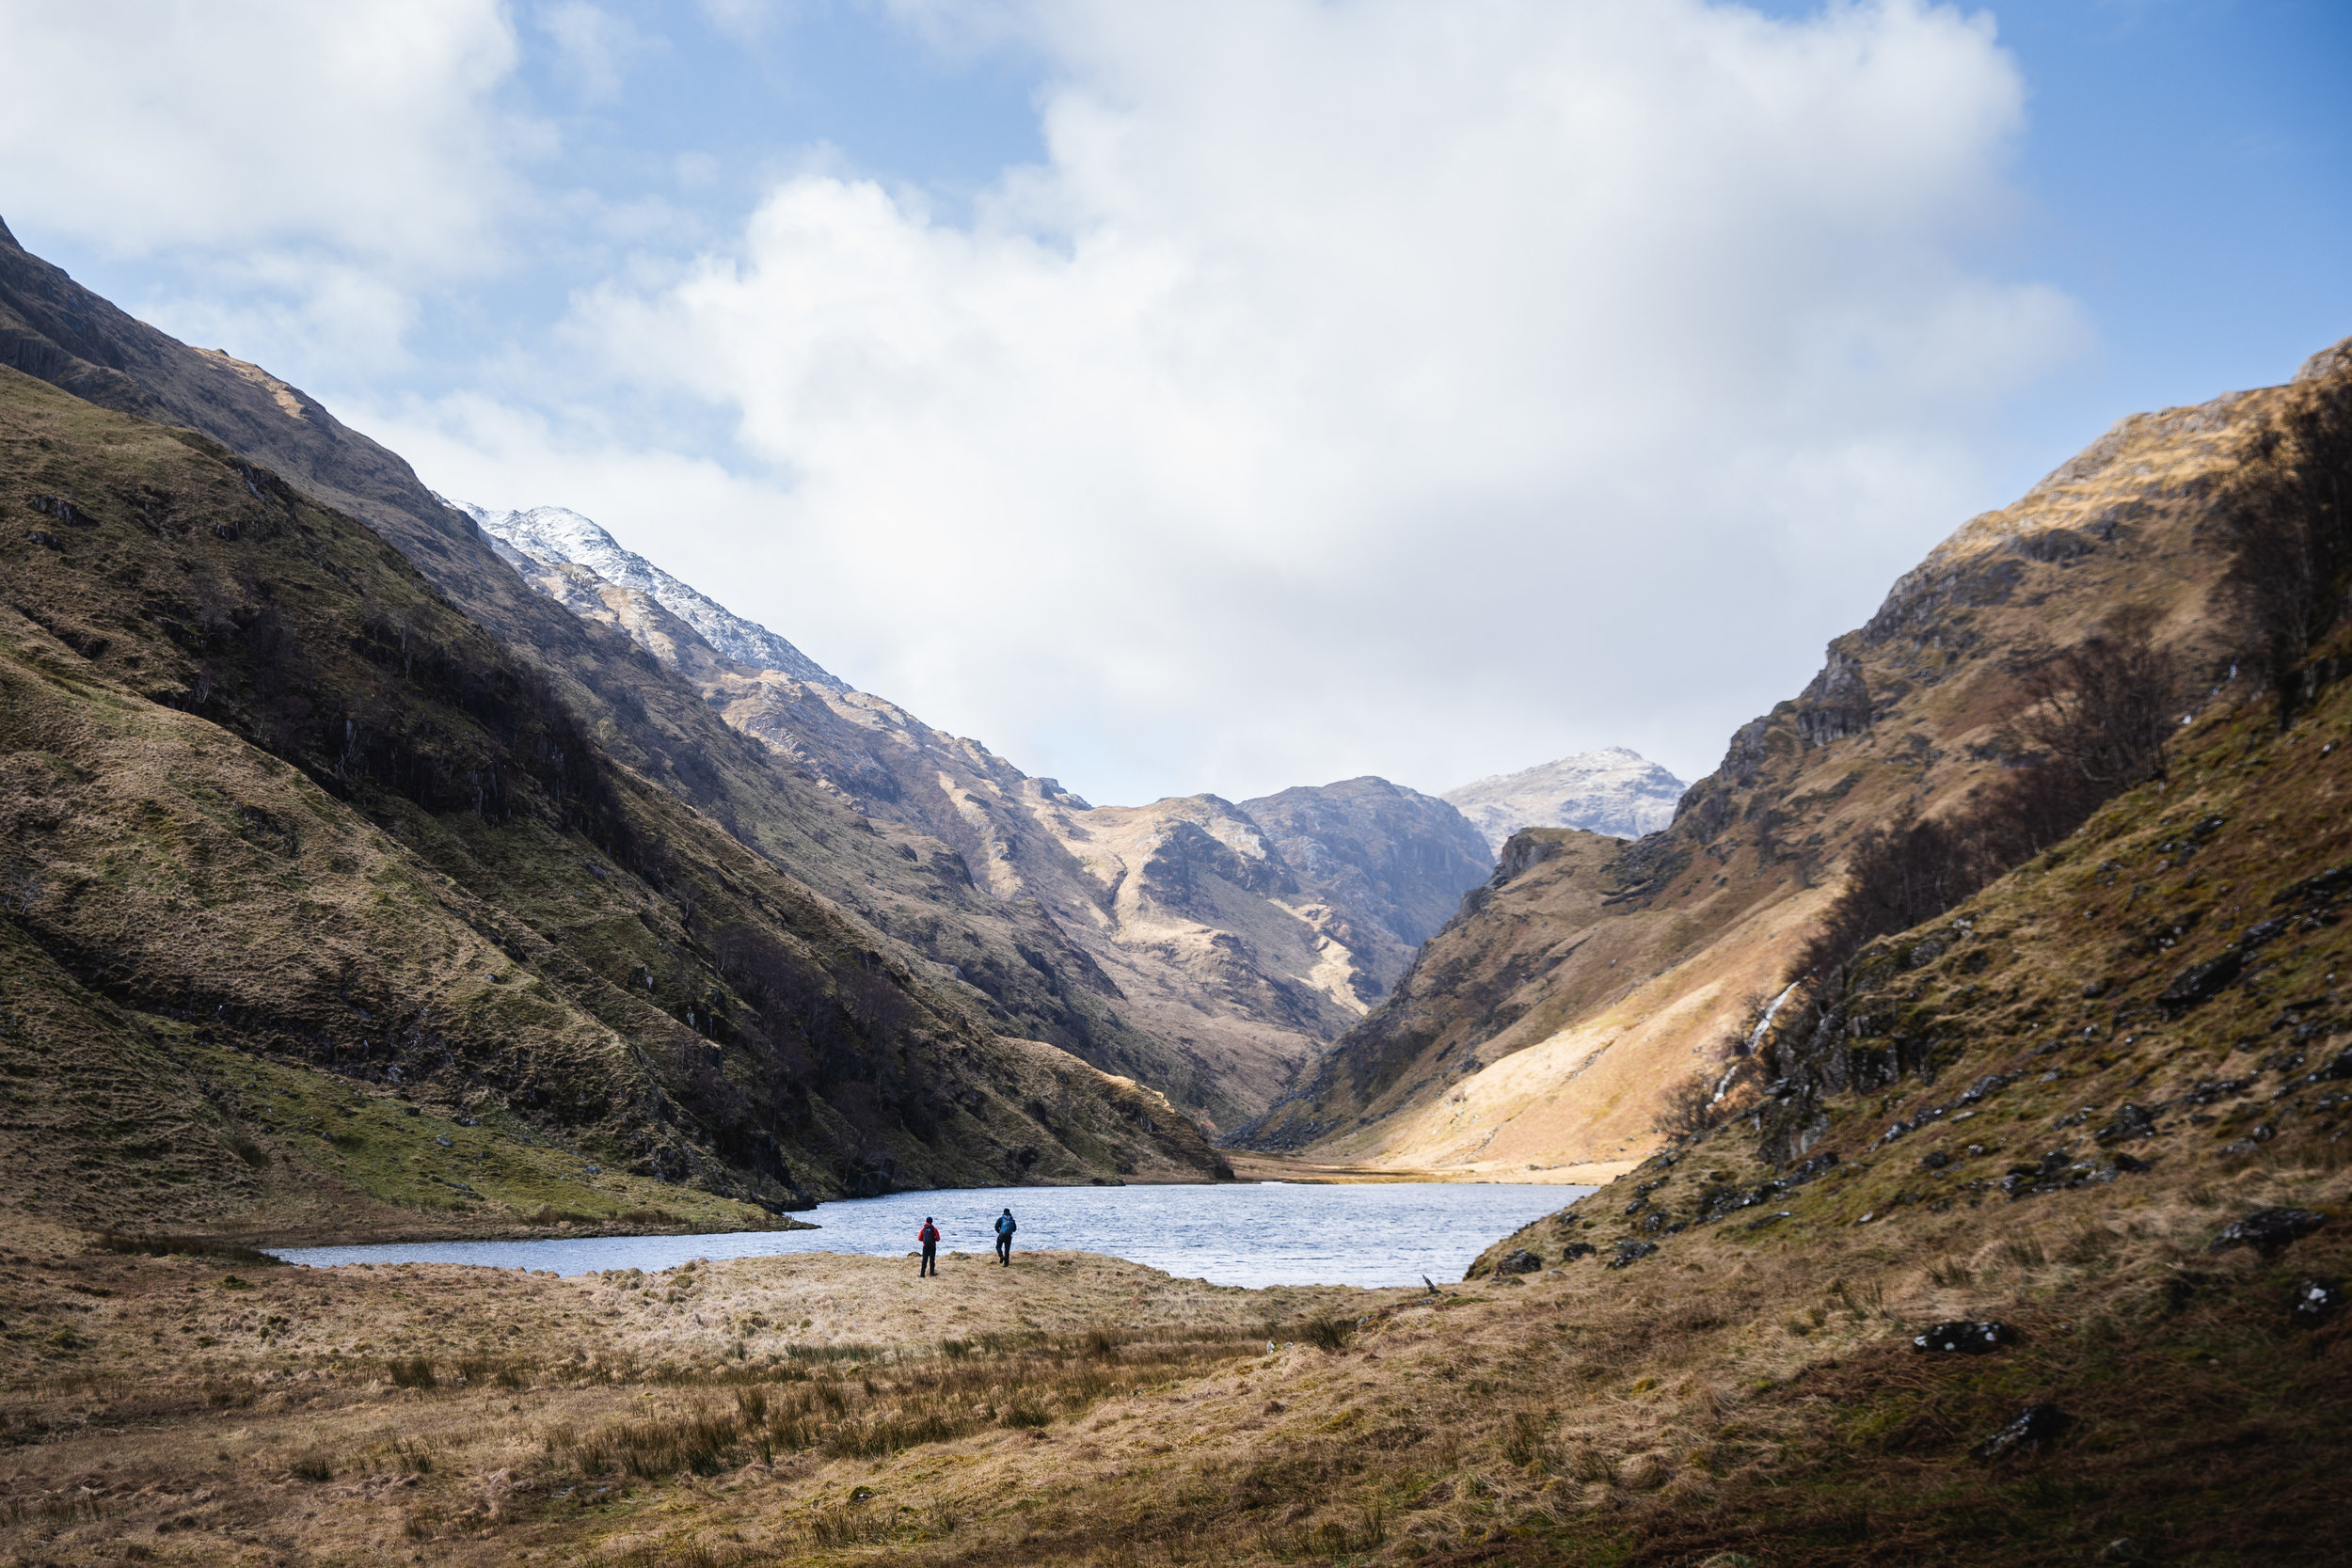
268, 1181, 1590, 1288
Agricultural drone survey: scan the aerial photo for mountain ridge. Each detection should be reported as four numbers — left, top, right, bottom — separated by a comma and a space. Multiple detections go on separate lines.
455, 501, 847, 690
0, 214, 1242, 1148
1242, 337, 2352, 1172
0, 366, 1232, 1239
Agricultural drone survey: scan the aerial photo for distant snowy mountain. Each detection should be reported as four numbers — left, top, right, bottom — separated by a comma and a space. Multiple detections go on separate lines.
449, 500, 847, 690
1440, 747, 1687, 854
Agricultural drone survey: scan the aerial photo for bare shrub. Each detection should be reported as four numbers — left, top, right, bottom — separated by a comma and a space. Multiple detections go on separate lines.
1995, 1237, 2048, 1272
1562, 1442, 1616, 1482
1293, 1316, 1355, 1353
808, 1502, 894, 1548
1501, 1410, 1549, 1467
2006, 622, 2180, 787
1653, 1073, 1721, 1140
89, 1232, 278, 1267
554, 1404, 739, 1479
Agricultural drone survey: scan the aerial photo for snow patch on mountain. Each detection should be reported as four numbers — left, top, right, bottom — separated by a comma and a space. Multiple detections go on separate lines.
449, 500, 846, 689
1440, 747, 1687, 855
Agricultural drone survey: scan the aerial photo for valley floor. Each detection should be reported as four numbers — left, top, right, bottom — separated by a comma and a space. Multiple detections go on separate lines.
4, 1116, 2346, 1568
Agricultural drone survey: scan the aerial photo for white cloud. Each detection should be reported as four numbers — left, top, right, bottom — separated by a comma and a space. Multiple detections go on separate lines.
429, 0, 2078, 803
0, 0, 526, 267
6, 0, 2088, 806
0, 0, 533, 376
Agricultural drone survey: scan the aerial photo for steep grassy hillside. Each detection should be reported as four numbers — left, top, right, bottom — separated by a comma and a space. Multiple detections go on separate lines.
1248, 338, 2352, 1174
0, 366, 1224, 1238
0, 217, 1211, 1133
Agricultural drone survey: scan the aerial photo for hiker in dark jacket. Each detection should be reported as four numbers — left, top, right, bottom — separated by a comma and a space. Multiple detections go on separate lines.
993, 1208, 1016, 1266
917, 1216, 940, 1276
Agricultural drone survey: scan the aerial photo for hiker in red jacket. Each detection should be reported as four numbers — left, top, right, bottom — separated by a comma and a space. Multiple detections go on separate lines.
917, 1216, 941, 1276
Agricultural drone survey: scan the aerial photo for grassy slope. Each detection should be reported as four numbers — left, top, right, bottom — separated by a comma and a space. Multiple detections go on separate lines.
1248, 348, 2344, 1171
0, 366, 1224, 1239
1455, 642, 2352, 1561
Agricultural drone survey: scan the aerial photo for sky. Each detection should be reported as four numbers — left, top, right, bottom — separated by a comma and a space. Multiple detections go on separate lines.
1, 0, 2346, 806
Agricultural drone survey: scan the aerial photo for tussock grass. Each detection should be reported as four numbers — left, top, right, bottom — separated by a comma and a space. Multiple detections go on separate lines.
386, 1356, 437, 1390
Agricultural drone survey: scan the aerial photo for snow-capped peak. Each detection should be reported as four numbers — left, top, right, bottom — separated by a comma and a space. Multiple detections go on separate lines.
447, 499, 846, 690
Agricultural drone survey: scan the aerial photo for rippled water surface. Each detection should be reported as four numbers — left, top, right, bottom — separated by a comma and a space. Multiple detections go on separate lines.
270, 1182, 1587, 1288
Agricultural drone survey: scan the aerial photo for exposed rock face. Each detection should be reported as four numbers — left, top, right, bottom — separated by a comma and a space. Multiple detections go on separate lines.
1242, 340, 2352, 1173
1441, 749, 1687, 856
1240, 778, 1496, 994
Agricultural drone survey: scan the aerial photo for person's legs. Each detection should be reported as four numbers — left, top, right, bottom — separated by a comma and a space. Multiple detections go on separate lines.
922, 1245, 936, 1276
996, 1235, 1010, 1266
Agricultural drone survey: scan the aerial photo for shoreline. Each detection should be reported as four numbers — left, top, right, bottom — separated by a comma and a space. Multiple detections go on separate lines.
125, 1164, 1613, 1255
1221, 1150, 1638, 1185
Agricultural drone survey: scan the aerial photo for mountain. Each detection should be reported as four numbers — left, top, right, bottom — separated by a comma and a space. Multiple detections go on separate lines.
1238, 776, 1497, 994
444, 494, 1494, 1127
0, 216, 1242, 1227
1241, 338, 2352, 1174
0, 213, 1200, 1098
0, 368, 1232, 1241
1440, 746, 1687, 855
8, 335, 2346, 1568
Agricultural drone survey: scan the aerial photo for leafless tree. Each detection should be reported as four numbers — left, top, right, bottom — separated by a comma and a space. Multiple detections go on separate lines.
2218, 386, 2352, 724
2007, 620, 2179, 787
1653, 1072, 1721, 1140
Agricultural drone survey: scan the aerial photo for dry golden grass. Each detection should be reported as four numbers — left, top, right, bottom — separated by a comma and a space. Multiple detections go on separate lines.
3, 1111, 2348, 1568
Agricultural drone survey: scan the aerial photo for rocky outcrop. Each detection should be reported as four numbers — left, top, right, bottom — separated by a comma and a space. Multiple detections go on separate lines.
1441, 749, 1687, 855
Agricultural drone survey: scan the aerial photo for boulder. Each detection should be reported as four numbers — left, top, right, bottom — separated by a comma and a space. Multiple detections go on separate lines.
2093, 1103, 2156, 1143
2157, 950, 2242, 1012
2209, 1207, 2326, 1258
2292, 1277, 2342, 1325
1605, 1240, 1658, 1270
1494, 1248, 1544, 1276
1971, 1402, 2071, 1461
1562, 1242, 1597, 1261
1913, 1321, 2014, 1354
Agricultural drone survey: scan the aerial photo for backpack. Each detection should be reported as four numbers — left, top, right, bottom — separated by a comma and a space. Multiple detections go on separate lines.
919, 1223, 939, 1244
995, 1213, 1015, 1236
